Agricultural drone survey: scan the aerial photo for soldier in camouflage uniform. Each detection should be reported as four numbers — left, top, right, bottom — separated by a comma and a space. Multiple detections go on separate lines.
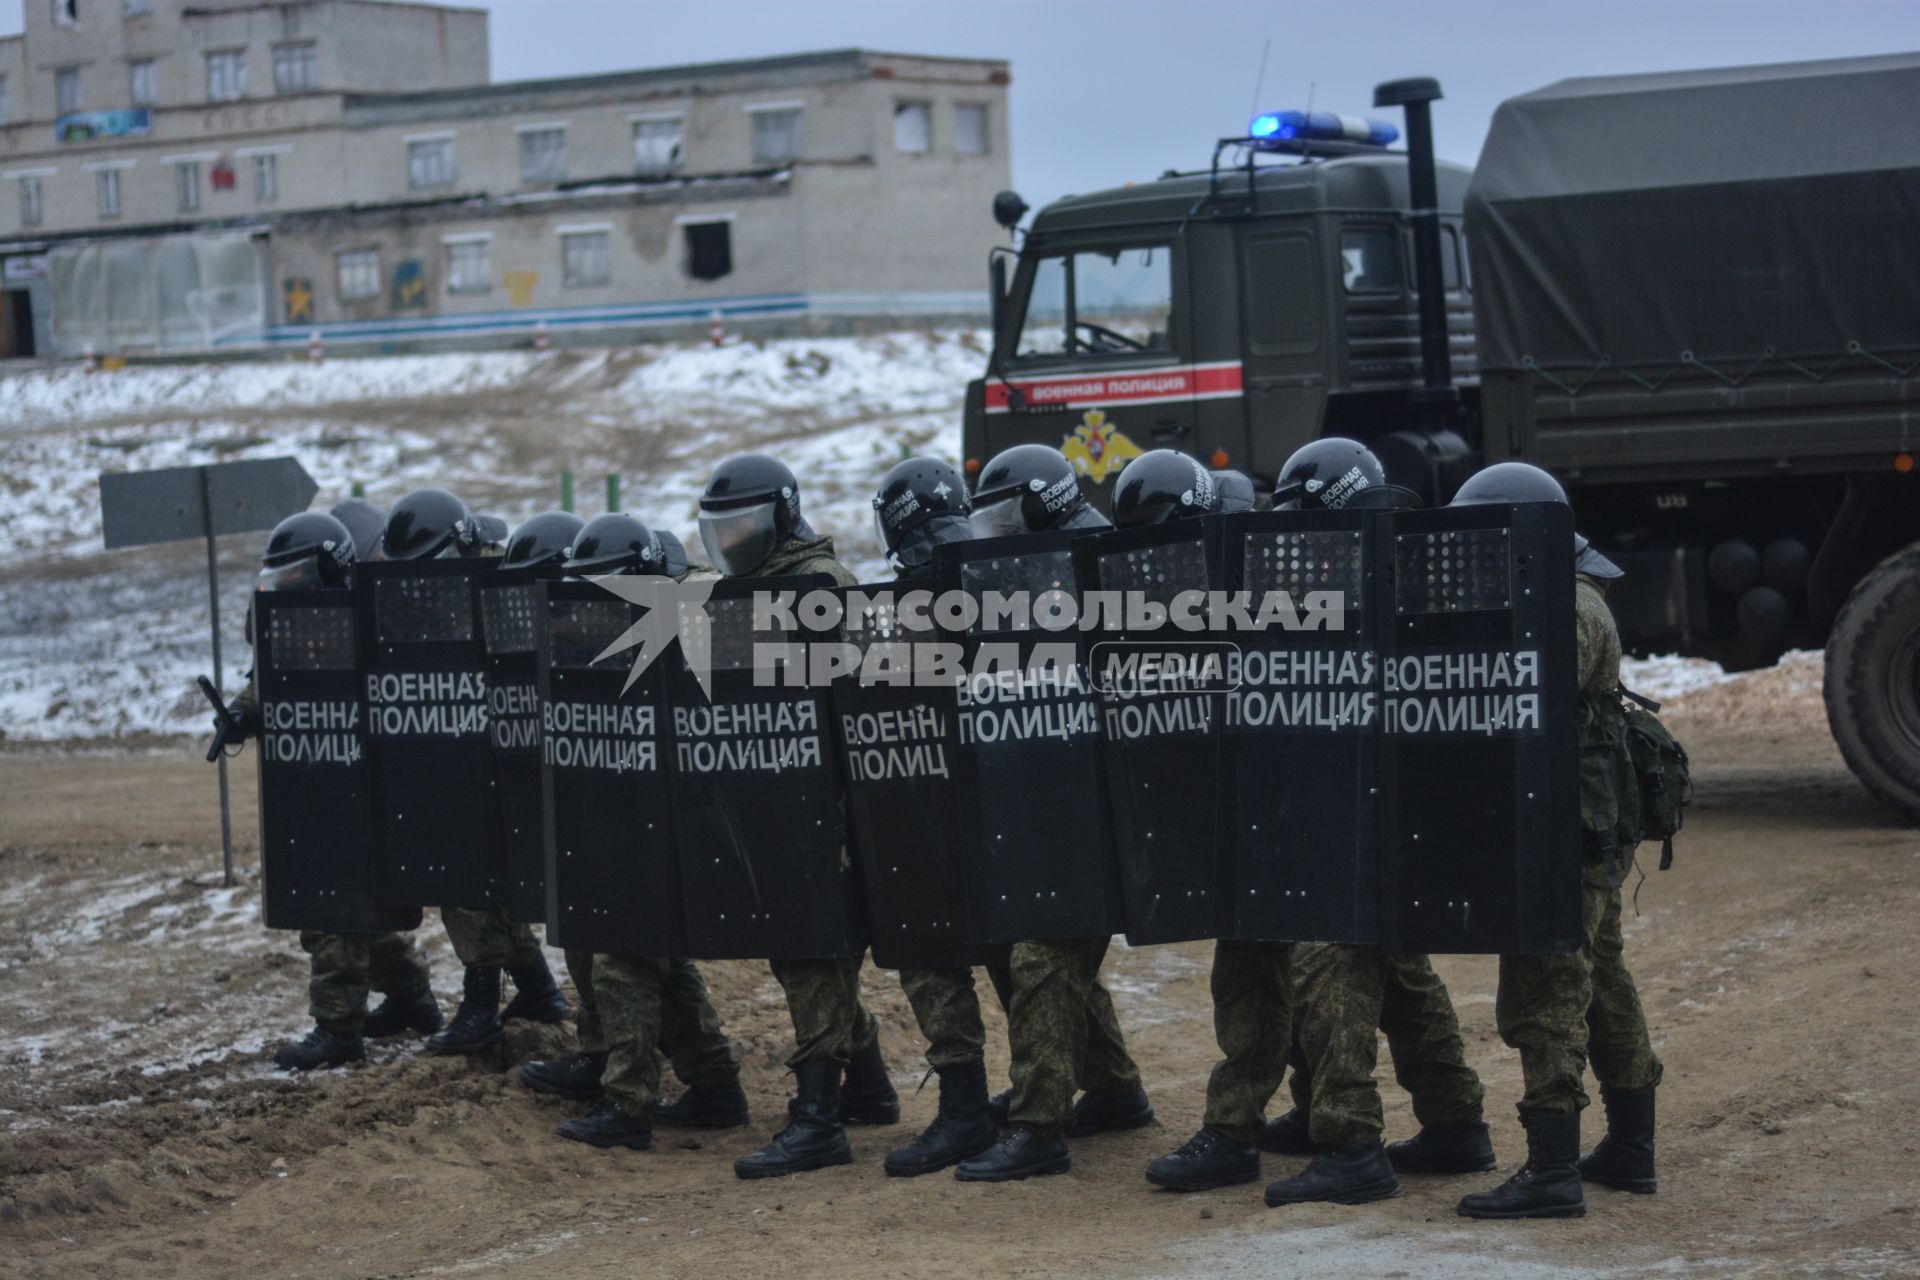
693, 456, 902, 1179
1448, 463, 1664, 1220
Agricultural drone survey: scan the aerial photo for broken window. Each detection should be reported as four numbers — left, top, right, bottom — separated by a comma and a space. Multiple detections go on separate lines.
894, 101, 931, 153
683, 220, 732, 282
633, 117, 683, 176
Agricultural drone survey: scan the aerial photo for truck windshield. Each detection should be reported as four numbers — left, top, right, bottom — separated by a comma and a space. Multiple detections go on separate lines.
1015, 245, 1172, 360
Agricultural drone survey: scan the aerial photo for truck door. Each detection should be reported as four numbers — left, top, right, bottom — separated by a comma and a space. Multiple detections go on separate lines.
1237, 227, 1326, 482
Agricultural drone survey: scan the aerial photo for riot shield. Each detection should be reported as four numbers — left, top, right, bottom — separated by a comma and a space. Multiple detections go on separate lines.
356, 558, 502, 909
1077, 520, 1223, 945
832, 581, 980, 971
537, 578, 685, 957
476, 568, 547, 923
1217, 509, 1379, 945
1373, 501, 1580, 955
253, 590, 422, 933
668, 574, 860, 961
937, 531, 1121, 945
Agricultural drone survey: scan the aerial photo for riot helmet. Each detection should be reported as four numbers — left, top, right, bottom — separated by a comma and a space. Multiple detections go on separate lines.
1213, 469, 1258, 515
1111, 450, 1222, 527
1449, 461, 1622, 579
564, 513, 671, 577
258, 511, 355, 592
873, 456, 973, 573
328, 498, 386, 563
698, 453, 805, 576
655, 530, 691, 580
969, 444, 1108, 538
1274, 438, 1391, 511
382, 487, 505, 560
502, 511, 586, 572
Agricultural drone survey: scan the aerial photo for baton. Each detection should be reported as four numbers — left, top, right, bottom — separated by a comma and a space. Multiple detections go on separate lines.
197, 675, 234, 763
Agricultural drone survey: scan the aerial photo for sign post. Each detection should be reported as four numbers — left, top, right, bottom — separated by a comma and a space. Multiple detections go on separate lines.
99, 456, 318, 885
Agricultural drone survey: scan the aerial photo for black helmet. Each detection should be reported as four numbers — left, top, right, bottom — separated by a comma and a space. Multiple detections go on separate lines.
1214, 469, 1258, 515
502, 511, 586, 572
969, 443, 1108, 537
1449, 461, 1622, 579
1274, 438, 1391, 511
382, 487, 507, 560
1111, 450, 1223, 527
564, 513, 672, 577
259, 511, 355, 592
698, 453, 805, 576
655, 530, 691, 580
874, 456, 973, 572
328, 498, 386, 563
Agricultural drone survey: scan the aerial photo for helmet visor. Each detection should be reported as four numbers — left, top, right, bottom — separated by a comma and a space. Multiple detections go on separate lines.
698, 501, 780, 577
257, 558, 324, 593
888, 514, 972, 573
968, 494, 1031, 541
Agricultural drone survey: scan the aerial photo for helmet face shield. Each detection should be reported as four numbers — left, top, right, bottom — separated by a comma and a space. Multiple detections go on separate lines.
968, 494, 1031, 541
257, 558, 324, 593
887, 513, 971, 573
699, 501, 780, 576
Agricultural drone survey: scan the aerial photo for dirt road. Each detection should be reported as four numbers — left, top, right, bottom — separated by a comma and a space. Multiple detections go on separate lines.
3, 660, 1917, 1279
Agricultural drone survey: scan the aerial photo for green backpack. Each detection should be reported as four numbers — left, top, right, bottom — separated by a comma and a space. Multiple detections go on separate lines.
1614, 686, 1693, 870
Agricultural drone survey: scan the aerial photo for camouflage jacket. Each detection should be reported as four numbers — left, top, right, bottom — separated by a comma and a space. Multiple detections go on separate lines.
1575, 573, 1630, 880
748, 532, 858, 588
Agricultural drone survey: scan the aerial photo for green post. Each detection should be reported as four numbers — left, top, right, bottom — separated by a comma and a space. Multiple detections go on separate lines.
561, 469, 574, 513
606, 473, 621, 514
350, 480, 365, 497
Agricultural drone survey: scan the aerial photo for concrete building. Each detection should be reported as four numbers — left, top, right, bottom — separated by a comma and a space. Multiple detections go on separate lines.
0, 2, 1011, 356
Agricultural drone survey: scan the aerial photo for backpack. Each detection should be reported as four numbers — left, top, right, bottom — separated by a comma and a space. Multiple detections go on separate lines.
1614, 685, 1693, 870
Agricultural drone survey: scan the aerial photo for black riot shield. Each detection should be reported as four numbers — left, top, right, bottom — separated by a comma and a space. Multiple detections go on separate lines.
476, 568, 547, 923
1374, 501, 1580, 955
668, 574, 860, 961
832, 581, 982, 971
938, 531, 1121, 945
1077, 520, 1223, 945
356, 558, 503, 909
1217, 509, 1379, 945
537, 578, 685, 957
253, 590, 422, 933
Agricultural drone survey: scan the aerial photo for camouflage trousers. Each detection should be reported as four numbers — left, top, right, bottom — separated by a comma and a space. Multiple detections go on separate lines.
597, 954, 742, 1119
898, 961, 1135, 1083
768, 954, 880, 1070
1498, 874, 1664, 1116
440, 905, 545, 970
1006, 938, 1143, 1137
300, 930, 433, 1034
1294, 943, 1485, 1147
563, 948, 605, 1053
1201, 939, 1302, 1145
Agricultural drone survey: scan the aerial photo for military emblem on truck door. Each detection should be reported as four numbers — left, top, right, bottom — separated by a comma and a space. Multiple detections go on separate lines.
1061, 410, 1144, 485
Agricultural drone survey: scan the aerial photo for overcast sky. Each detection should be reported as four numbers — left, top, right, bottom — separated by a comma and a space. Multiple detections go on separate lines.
5, 0, 1916, 212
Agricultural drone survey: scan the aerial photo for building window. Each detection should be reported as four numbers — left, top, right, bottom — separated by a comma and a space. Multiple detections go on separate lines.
518, 127, 567, 184
254, 153, 277, 203
632, 117, 682, 176
893, 101, 931, 153
125, 0, 155, 16
336, 250, 380, 302
408, 137, 455, 189
750, 108, 801, 164
446, 239, 491, 294
207, 50, 248, 102
561, 230, 610, 289
955, 103, 989, 156
20, 177, 43, 228
683, 220, 732, 282
273, 42, 317, 95
129, 59, 157, 107
176, 161, 201, 212
56, 67, 82, 116
52, 1, 79, 27
0, 74, 10, 122
96, 169, 121, 219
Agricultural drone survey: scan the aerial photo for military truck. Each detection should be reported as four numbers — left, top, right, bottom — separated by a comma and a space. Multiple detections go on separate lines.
960, 53, 1920, 818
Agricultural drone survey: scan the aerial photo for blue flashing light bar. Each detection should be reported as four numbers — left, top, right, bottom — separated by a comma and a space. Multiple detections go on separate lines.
1250, 110, 1399, 148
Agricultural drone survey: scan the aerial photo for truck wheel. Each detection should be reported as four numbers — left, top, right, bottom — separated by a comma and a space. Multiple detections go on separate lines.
1825, 542, 1920, 820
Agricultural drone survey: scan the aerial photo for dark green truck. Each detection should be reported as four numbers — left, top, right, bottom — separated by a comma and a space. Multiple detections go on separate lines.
961, 53, 1920, 816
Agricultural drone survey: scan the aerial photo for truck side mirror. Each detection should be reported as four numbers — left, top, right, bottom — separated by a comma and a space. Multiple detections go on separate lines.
992, 190, 1028, 231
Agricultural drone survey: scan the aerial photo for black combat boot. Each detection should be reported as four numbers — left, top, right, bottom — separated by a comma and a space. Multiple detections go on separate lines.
1264, 1141, 1401, 1206
272, 1022, 366, 1071
1458, 1110, 1585, 1219
501, 957, 572, 1024
1258, 1106, 1317, 1155
734, 1063, 854, 1179
839, 1036, 901, 1126
884, 1058, 998, 1177
1386, 1120, 1497, 1174
953, 1126, 1072, 1182
363, 988, 443, 1038
1071, 1082, 1155, 1135
424, 966, 504, 1055
986, 1087, 1012, 1127
655, 1078, 751, 1129
557, 1099, 653, 1151
1578, 1085, 1657, 1193
520, 1050, 609, 1100
1145, 1126, 1262, 1192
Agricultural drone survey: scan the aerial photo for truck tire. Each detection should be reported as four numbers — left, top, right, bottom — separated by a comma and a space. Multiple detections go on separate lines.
1825, 542, 1920, 820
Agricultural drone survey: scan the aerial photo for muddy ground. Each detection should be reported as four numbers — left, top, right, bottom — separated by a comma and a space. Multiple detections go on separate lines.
2, 658, 1918, 1279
